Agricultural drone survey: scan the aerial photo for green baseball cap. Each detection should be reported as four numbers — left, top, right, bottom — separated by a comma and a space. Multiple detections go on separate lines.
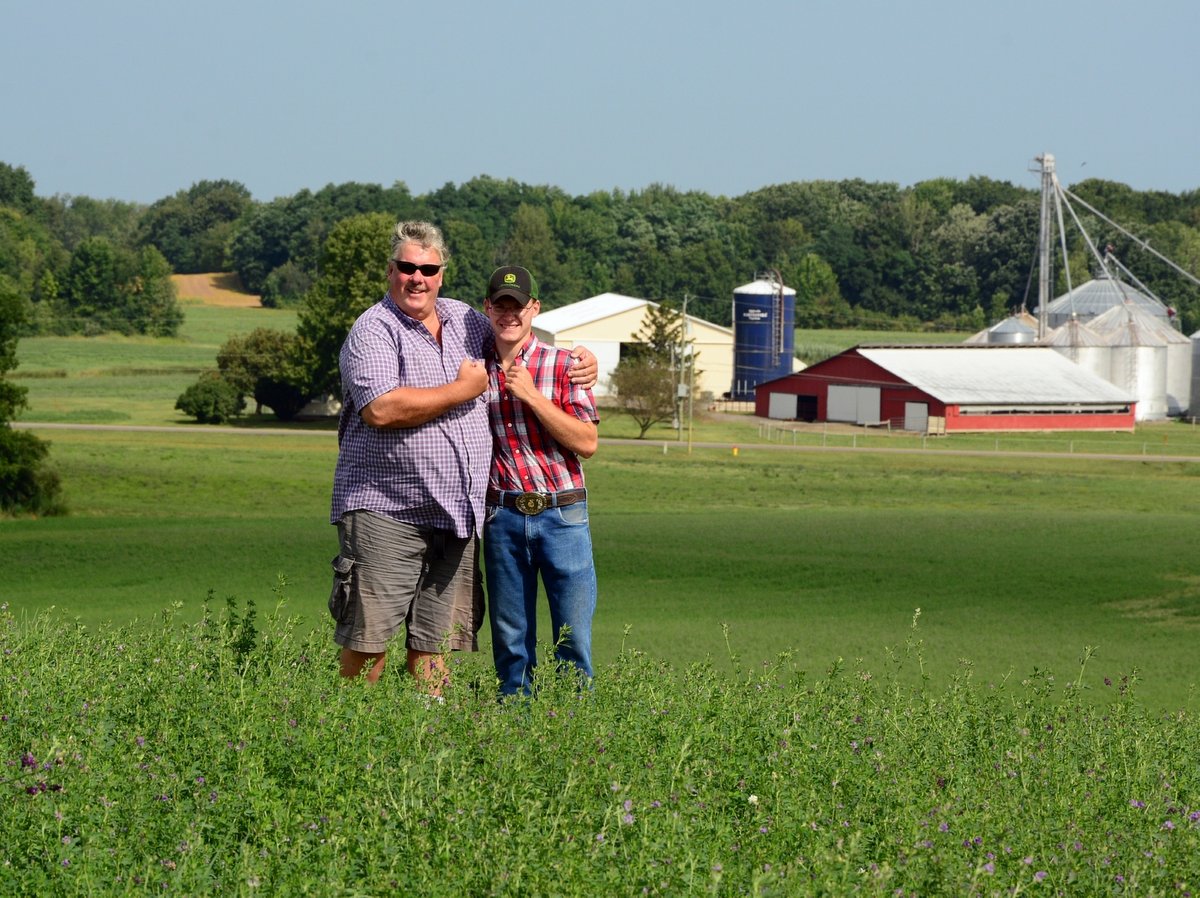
487, 265, 539, 306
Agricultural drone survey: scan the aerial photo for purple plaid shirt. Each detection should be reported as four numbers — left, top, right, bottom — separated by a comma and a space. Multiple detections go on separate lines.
331, 294, 494, 538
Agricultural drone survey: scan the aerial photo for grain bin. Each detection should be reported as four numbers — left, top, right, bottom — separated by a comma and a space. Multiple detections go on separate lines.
1091, 304, 1168, 421
730, 276, 795, 399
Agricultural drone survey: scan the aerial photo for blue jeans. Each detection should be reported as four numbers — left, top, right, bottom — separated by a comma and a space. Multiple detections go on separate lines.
484, 498, 597, 696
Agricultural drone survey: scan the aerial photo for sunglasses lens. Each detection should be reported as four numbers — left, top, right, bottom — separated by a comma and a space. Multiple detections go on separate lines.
394, 261, 441, 276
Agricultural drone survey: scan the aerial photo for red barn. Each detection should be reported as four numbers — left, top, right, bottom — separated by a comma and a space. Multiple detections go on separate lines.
755, 345, 1136, 433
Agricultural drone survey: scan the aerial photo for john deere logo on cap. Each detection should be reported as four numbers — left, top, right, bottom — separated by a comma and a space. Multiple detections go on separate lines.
504, 273, 517, 285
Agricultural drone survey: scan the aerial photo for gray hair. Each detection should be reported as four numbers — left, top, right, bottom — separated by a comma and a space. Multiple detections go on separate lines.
391, 220, 450, 264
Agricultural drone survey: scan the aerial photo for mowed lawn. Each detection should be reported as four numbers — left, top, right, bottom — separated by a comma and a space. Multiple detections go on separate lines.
4, 425, 1198, 712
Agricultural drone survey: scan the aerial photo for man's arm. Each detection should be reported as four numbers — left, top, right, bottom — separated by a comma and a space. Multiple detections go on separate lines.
361, 359, 488, 429
503, 362, 598, 459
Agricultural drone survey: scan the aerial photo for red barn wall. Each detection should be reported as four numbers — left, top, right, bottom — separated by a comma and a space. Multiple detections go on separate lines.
756, 349, 1136, 432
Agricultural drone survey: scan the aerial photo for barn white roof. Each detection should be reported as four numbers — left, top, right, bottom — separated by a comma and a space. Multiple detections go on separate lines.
533, 292, 733, 336
533, 293, 649, 334
857, 346, 1133, 405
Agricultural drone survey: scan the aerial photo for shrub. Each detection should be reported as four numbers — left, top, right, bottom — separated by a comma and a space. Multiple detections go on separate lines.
0, 425, 65, 515
260, 261, 312, 309
175, 372, 245, 424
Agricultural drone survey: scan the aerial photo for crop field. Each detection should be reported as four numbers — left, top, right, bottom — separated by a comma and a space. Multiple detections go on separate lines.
4, 297, 1199, 893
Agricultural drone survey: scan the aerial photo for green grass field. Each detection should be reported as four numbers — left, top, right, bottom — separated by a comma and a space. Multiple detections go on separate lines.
6, 310, 1200, 893
11, 300, 297, 426
6, 427, 1198, 711
794, 326, 969, 365
7, 308, 1200, 711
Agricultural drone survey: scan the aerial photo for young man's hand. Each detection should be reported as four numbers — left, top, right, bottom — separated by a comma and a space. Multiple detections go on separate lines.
502, 360, 541, 405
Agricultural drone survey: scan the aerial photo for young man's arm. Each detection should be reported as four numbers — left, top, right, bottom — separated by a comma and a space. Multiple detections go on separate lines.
361, 359, 488, 429
502, 362, 598, 459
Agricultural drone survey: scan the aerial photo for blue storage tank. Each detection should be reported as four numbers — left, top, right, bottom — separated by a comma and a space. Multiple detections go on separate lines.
731, 276, 796, 399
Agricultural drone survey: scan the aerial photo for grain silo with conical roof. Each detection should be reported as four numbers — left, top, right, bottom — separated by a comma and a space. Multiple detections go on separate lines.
1038, 273, 1171, 330
965, 312, 1038, 345
1089, 304, 1170, 421
1043, 316, 1111, 384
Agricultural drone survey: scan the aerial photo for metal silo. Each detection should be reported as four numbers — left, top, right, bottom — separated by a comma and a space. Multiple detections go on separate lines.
1043, 317, 1110, 383
730, 274, 796, 399
1093, 305, 1168, 421
1191, 331, 1200, 418
1040, 273, 1170, 329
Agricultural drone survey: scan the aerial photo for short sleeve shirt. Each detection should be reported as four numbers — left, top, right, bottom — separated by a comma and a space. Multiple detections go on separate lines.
487, 334, 599, 493
331, 294, 493, 538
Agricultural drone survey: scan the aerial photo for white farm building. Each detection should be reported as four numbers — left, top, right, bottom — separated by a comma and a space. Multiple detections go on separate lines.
532, 293, 735, 399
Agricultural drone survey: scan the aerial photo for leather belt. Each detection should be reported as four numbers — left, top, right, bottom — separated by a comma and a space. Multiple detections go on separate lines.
487, 488, 587, 515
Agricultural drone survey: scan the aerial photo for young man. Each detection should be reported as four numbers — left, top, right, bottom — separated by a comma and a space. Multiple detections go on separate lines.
482, 265, 599, 696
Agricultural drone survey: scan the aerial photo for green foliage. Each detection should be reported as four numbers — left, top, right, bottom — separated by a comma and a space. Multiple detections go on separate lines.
1, 600, 1198, 895
35, 194, 144, 253
0, 207, 69, 317
0, 162, 36, 213
57, 237, 183, 337
0, 276, 63, 514
0, 426, 64, 515
259, 260, 312, 308
295, 211, 394, 397
0, 276, 29, 421
174, 371, 245, 424
607, 361, 676, 438
9, 160, 1200, 334
136, 179, 251, 273
215, 327, 308, 418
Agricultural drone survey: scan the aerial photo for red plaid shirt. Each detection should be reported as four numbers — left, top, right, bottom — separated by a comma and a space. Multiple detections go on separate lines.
487, 335, 598, 493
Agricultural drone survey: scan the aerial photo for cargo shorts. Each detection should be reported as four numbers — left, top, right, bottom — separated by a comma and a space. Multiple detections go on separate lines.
329, 510, 483, 655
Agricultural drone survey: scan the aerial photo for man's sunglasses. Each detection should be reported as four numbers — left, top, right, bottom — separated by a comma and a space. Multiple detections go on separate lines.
392, 260, 444, 276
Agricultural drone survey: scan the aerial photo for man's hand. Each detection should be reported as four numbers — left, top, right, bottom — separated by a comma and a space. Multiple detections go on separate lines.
503, 360, 540, 405
456, 358, 489, 399
568, 346, 598, 390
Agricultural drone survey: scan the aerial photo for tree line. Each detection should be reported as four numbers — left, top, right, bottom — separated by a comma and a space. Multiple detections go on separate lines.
6, 161, 1200, 338
3, 160, 1200, 454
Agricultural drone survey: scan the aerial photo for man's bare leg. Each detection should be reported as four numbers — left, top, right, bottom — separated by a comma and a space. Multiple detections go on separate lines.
407, 649, 449, 696
340, 647, 387, 683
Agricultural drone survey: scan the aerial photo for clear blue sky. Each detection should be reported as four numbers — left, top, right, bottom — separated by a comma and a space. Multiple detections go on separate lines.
3, 0, 1196, 204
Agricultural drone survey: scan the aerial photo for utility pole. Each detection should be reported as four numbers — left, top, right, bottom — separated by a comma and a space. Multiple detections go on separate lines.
677, 294, 689, 441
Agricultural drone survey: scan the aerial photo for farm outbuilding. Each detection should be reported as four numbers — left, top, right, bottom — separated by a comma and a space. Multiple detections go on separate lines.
755, 345, 1136, 433
531, 293, 734, 399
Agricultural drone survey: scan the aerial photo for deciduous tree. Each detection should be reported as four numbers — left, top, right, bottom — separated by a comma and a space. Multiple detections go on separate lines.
0, 275, 63, 515
295, 212, 393, 397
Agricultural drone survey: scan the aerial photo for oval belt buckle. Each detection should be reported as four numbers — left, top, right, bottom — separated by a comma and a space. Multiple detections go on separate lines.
515, 492, 549, 515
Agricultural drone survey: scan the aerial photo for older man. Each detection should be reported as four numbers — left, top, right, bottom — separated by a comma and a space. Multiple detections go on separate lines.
328, 220, 596, 693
